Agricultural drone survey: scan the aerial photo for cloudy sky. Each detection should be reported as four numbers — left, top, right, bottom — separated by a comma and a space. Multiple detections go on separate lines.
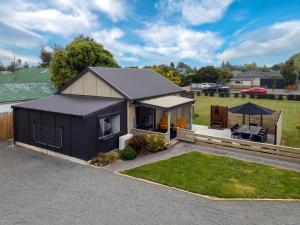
1, 0, 300, 67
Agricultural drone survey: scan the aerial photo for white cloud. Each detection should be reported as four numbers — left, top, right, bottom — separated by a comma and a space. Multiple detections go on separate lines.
0, 22, 45, 49
0, 48, 39, 65
0, 0, 127, 37
156, 0, 233, 25
218, 20, 300, 61
93, 24, 223, 65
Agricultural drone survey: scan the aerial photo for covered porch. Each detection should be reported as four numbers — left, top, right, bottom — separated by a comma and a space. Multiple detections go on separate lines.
130, 95, 194, 144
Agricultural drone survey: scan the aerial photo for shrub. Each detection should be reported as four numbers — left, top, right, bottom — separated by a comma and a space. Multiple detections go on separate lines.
146, 134, 165, 153
204, 91, 208, 96
209, 91, 215, 97
296, 125, 300, 129
277, 95, 283, 100
250, 94, 255, 99
234, 93, 239, 98
287, 94, 295, 100
219, 92, 224, 97
128, 134, 147, 154
241, 94, 246, 98
267, 94, 275, 99
224, 93, 230, 97
295, 95, 300, 101
257, 94, 266, 99
90, 151, 120, 166
120, 146, 137, 160
192, 112, 200, 119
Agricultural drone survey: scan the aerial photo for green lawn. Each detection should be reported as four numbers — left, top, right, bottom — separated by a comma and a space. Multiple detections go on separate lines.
122, 152, 300, 199
193, 95, 300, 148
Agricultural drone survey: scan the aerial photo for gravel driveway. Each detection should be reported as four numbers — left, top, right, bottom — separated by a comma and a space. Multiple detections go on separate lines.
0, 142, 300, 225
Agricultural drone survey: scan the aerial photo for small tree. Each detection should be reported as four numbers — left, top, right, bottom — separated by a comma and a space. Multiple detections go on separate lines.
218, 67, 233, 85
40, 47, 52, 67
195, 66, 219, 83
50, 36, 118, 89
280, 60, 297, 86
23, 62, 29, 68
0, 60, 5, 71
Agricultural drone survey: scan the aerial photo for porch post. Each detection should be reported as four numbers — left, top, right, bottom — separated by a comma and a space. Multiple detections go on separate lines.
167, 110, 171, 144
189, 105, 193, 130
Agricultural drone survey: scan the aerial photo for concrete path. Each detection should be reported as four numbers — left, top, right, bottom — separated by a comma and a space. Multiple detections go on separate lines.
1, 141, 300, 225
104, 141, 300, 172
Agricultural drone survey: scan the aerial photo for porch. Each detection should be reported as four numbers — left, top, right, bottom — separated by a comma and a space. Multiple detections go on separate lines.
129, 95, 194, 144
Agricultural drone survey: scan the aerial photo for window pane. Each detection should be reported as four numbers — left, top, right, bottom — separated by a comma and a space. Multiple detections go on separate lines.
111, 114, 120, 134
99, 116, 112, 137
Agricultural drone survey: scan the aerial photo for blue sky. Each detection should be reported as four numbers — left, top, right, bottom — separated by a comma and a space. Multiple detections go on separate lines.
1, 0, 300, 68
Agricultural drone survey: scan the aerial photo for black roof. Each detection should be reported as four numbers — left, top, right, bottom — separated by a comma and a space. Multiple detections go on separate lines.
12, 94, 123, 118
229, 102, 273, 115
80, 67, 183, 100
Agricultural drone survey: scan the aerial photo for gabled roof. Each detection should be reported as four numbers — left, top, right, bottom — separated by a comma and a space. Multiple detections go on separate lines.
59, 67, 183, 100
12, 94, 123, 118
233, 69, 275, 79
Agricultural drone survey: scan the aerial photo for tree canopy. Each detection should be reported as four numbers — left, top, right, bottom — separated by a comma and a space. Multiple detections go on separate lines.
195, 66, 219, 83
40, 47, 52, 67
50, 36, 118, 89
280, 59, 298, 85
144, 64, 182, 85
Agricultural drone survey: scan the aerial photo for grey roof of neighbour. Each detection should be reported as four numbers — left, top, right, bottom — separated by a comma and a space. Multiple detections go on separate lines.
12, 94, 123, 118
86, 67, 183, 100
233, 69, 275, 79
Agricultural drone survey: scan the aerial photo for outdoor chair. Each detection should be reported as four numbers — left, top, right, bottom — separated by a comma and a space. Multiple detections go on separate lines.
173, 118, 187, 131
160, 116, 168, 130
230, 127, 240, 139
252, 134, 264, 142
232, 123, 239, 129
250, 123, 258, 126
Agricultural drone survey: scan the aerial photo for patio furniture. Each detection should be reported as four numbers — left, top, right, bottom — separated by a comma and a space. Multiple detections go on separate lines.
250, 123, 258, 126
240, 133, 252, 140
229, 102, 273, 127
160, 116, 168, 130
173, 118, 187, 131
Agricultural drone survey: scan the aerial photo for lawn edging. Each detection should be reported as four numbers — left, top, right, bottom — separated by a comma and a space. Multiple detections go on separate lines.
117, 172, 300, 202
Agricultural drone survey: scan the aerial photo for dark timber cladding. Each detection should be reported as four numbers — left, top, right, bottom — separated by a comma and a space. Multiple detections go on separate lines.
13, 95, 127, 160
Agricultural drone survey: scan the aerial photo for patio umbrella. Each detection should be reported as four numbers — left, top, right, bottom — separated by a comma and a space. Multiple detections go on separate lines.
229, 102, 273, 127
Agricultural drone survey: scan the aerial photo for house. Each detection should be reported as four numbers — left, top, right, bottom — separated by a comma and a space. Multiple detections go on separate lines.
12, 67, 194, 160
227, 69, 284, 89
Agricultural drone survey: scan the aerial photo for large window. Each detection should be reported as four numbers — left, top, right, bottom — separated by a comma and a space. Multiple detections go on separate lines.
99, 114, 120, 138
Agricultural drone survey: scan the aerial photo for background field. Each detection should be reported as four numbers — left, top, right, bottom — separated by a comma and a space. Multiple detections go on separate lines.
193, 95, 300, 148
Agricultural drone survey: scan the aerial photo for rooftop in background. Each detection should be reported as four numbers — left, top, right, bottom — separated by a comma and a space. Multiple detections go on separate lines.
0, 68, 51, 83
232, 69, 281, 80
88, 67, 183, 100
12, 94, 123, 118
0, 82, 55, 103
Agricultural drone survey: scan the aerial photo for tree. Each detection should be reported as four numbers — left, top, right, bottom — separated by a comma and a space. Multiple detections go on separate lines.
242, 63, 257, 72
176, 62, 193, 75
0, 60, 5, 71
195, 66, 219, 83
218, 67, 233, 85
280, 60, 297, 86
6, 62, 16, 72
23, 62, 29, 68
170, 62, 175, 68
145, 64, 182, 85
40, 47, 52, 67
50, 36, 118, 89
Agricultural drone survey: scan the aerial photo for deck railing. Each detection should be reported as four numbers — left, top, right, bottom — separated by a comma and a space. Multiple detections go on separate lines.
177, 128, 300, 163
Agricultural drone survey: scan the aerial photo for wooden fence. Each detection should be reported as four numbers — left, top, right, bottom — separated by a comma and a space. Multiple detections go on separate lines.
177, 128, 300, 163
0, 112, 13, 141
275, 112, 283, 145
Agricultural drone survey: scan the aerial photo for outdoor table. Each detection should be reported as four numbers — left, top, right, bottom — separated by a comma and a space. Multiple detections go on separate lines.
236, 125, 262, 135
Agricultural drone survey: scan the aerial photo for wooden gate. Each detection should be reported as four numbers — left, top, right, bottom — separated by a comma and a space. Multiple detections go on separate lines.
0, 112, 14, 141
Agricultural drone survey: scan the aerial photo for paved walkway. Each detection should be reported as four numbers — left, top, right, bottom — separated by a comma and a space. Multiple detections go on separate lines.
104, 141, 300, 172
1, 142, 300, 225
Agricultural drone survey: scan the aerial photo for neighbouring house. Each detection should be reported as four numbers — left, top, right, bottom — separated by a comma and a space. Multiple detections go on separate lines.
227, 69, 284, 89
0, 68, 55, 105
12, 67, 194, 160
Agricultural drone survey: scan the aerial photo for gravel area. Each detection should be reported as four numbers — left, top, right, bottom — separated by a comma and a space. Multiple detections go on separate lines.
1, 141, 300, 225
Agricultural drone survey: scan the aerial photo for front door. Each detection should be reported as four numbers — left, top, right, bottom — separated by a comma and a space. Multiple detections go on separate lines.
136, 106, 155, 130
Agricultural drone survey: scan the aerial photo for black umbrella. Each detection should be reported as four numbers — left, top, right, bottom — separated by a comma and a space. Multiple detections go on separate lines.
229, 102, 273, 127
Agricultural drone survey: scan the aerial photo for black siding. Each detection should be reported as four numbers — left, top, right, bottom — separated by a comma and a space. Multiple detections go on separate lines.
13, 101, 127, 161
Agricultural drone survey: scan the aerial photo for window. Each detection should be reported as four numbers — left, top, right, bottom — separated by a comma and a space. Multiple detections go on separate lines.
235, 80, 243, 84
33, 123, 63, 149
99, 114, 120, 138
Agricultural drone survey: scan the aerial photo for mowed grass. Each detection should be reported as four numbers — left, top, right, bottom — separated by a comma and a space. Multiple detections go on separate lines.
122, 152, 300, 199
193, 95, 300, 148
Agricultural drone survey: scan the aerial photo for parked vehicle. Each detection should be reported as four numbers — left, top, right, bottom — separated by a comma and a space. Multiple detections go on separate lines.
217, 85, 230, 93
240, 87, 267, 94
